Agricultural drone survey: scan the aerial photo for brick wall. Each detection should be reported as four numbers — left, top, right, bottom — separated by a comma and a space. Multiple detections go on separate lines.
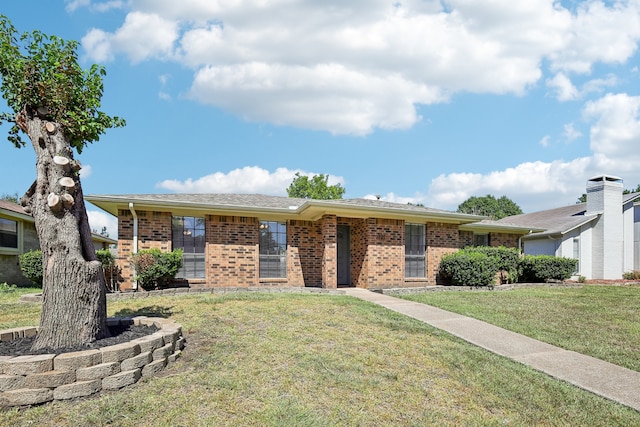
365, 218, 404, 288
289, 220, 323, 287
427, 222, 460, 284
490, 232, 520, 248
206, 215, 258, 287
459, 230, 474, 248
321, 215, 337, 288
117, 210, 172, 291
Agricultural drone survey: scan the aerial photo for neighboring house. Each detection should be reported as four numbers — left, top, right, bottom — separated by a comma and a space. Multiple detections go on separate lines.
497, 175, 640, 280
0, 200, 40, 286
0, 200, 117, 286
86, 194, 534, 291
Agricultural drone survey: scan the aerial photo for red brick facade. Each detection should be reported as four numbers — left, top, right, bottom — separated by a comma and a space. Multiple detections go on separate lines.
115, 210, 523, 291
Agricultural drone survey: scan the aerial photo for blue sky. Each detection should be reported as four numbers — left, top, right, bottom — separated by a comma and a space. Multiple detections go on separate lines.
2, 1, 640, 237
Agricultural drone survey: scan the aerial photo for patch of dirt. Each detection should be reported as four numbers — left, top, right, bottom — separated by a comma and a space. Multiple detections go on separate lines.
0, 324, 158, 357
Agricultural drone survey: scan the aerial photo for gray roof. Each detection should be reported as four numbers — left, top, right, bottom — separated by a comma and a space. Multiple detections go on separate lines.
86, 193, 488, 224
497, 203, 595, 237
88, 193, 455, 214
0, 200, 32, 220
498, 191, 640, 238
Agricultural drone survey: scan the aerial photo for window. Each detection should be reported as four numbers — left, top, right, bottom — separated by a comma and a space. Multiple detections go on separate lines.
172, 216, 205, 278
0, 218, 18, 250
405, 223, 426, 278
259, 221, 287, 278
474, 233, 489, 246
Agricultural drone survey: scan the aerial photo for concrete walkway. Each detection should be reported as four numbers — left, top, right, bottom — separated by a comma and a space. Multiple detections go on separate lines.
343, 288, 640, 412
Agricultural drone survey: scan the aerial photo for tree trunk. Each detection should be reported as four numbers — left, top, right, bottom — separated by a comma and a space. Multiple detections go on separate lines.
20, 110, 109, 351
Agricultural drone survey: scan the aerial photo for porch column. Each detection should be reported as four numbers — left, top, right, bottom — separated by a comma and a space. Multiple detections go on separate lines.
321, 215, 337, 288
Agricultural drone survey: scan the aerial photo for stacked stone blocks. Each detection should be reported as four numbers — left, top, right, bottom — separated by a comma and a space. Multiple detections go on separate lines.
0, 317, 184, 407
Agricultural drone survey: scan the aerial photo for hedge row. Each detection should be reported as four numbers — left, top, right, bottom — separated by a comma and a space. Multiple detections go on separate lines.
439, 246, 578, 287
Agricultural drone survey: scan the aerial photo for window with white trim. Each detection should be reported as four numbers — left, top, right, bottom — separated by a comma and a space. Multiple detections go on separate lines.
405, 223, 426, 278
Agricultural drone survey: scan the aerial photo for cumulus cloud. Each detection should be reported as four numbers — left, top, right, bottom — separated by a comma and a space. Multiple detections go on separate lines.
156, 166, 345, 195
563, 123, 582, 142
78, 164, 93, 179
80, 0, 640, 135
87, 210, 118, 239
403, 92, 640, 212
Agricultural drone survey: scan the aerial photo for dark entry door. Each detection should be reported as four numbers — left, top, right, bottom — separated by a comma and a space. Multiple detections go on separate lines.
337, 225, 351, 286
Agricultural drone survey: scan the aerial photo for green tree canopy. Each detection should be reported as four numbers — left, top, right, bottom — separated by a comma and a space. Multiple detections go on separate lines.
457, 195, 523, 220
0, 16, 125, 152
1, 192, 19, 203
287, 172, 345, 200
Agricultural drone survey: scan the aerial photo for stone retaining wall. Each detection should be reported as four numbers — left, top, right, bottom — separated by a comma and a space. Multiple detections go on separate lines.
0, 317, 184, 407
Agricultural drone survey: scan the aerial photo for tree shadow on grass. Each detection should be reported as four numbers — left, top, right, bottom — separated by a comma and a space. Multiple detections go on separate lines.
113, 305, 174, 318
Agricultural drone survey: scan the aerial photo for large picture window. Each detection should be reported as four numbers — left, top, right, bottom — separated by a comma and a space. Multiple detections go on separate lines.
0, 218, 18, 250
259, 221, 287, 278
172, 216, 205, 278
405, 223, 426, 278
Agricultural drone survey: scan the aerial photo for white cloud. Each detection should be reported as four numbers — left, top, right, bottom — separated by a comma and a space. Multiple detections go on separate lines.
81, 0, 640, 135
563, 123, 582, 142
539, 135, 551, 147
66, 0, 124, 13
87, 210, 118, 239
79, 164, 93, 179
409, 92, 640, 212
547, 72, 579, 101
583, 92, 640, 173
547, 72, 618, 101
156, 166, 345, 195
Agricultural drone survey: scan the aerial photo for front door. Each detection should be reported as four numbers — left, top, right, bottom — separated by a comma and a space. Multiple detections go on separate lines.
337, 225, 351, 286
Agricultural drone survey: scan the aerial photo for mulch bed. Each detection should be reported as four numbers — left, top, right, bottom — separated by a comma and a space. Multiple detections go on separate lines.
0, 324, 158, 357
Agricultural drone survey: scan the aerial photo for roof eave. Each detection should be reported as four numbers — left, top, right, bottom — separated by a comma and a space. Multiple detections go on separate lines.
86, 195, 484, 224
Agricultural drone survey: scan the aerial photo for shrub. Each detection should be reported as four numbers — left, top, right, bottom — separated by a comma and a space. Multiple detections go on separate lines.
623, 270, 640, 280
96, 249, 121, 292
132, 249, 183, 291
0, 282, 17, 292
439, 250, 499, 287
19, 249, 43, 287
464, 246, 521, 283
519, 255, 577, 283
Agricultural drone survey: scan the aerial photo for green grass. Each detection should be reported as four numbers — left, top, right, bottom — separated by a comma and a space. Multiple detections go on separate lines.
396, 285, 640, 372
1, 290, 639, 425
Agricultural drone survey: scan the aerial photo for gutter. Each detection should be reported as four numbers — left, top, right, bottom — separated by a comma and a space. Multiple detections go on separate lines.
129, 202, 138, 291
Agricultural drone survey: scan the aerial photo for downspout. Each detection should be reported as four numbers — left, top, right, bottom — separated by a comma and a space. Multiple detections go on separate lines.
518, 230, 532, 254
129, 203, 138, 291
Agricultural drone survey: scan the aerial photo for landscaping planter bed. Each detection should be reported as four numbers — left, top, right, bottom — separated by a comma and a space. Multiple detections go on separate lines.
0, 317, 184, 407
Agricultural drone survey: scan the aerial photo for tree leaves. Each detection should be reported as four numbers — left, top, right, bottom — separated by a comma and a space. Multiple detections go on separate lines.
456, 194, 523, 220
286, 172, 345, 200
0, 15, 125, 153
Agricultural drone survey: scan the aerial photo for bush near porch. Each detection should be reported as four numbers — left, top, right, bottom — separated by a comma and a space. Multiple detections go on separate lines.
439, 247, 577, 286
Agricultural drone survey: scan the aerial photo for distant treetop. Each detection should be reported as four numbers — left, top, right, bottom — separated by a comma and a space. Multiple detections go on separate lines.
287, 172, 345, 200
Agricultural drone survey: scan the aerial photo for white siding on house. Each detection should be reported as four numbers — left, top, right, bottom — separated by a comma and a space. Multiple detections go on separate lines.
635, 204, 640, 271
623, 201, 635, 273
523, 238, 557, 256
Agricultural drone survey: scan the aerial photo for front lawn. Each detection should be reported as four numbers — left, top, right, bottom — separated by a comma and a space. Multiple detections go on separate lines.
396, 285, 640, 372
1, 290, 639, 425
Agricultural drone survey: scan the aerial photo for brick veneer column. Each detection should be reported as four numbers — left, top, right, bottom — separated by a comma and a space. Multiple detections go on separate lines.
116, 210, 172, 291
289, 220, 323, 287
321, 215, 337, 288
364, 218, 404, 289
427, 222, 460, 285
